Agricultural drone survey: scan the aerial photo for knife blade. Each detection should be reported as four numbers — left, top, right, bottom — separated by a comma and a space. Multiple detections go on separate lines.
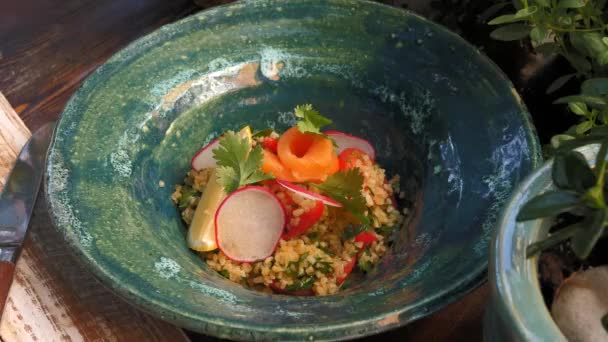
0, 121, 56, 318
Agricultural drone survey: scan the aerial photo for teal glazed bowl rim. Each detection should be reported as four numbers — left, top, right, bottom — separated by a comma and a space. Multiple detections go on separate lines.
488, 147, 602, 341
45, 0, 542, 340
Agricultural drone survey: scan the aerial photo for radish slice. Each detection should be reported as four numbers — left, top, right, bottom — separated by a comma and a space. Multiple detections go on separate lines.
276, 180, 343, 207
191, 126, 253, 171
191, 138, 219, 171
215, 186, 286, 262
325, 130, 375, 161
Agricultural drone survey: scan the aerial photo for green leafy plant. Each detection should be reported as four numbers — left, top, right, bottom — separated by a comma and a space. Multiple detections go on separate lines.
487, 0, 608, 138
517, 130, 608, 259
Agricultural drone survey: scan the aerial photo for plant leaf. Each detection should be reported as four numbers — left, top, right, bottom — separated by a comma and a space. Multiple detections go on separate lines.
516, 190, 580, 221
530, 26, 548, 46
487, 7, 537, 25
535, 42, 559, 55
564, 52, 592, 73
526, 222, 582, 257
575, 120, 593, 134
546, 74, 576, 94
554, 95, 607, 107
602, 313, 608, 332
558, 0, 586, 8
568, 102, 588, 115
536, 0, 550, 6
582, 78, 608, 96
550, 134, 576, 149
479, 2, 510, 22
571, 209, 607, 259
552, 151, 596, 192
490, 24, 532, 41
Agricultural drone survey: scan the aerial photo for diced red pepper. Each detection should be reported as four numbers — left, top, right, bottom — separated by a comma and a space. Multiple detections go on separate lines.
282, 201, 324, 240
269, 281, 315, 296
337, 257, 356, 284
260, 137, 279, 154
338, 148, 368, 170
337, 231, 378, 284
354, 231, 378, 245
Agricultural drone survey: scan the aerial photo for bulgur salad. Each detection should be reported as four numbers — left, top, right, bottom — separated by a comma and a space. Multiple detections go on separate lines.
171, 105, 404, 296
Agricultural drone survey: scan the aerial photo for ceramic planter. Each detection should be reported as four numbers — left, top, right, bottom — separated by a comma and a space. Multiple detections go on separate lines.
485, 145, 601, 341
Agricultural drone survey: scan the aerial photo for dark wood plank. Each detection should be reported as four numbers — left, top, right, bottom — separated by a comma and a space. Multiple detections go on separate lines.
0, 0, 199, 132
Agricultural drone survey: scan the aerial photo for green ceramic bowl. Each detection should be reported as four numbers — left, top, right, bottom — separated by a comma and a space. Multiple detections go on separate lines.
46, 0, 541, 340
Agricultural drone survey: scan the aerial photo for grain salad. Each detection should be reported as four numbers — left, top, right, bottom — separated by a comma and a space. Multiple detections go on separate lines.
171, 105, 405, 295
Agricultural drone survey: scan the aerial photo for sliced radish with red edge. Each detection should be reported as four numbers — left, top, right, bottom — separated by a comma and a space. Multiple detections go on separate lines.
276, 180, 342, 207
191, 138, 219, 171
214, 186, 286, 262
325, 130, 375, 161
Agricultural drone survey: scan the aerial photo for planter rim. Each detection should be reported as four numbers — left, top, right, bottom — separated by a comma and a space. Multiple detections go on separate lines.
491, 144, 601, 341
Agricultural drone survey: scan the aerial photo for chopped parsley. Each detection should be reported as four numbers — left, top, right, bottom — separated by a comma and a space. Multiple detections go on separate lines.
286, 276, 315, 291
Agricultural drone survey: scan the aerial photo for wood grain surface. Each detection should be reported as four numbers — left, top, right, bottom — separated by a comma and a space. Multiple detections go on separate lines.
0, 1, 488, 341
0, 93, 189, 341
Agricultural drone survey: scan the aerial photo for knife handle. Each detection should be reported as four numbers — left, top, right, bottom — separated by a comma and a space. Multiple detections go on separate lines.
0, 261, 15, 318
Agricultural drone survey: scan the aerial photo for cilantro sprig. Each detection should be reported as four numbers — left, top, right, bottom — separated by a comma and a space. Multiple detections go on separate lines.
310, 168, 370, 226
212, 131, 273, 193
294, 104, 332, 135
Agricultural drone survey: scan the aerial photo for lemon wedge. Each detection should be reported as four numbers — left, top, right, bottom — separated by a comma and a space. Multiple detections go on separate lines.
186, 126, 253, 252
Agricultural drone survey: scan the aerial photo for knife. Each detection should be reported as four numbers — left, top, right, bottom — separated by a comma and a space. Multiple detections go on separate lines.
0, 121, 56, 319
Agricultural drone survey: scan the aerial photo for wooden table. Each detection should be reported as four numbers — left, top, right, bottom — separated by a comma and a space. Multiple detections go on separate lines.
0, 1, 489, 340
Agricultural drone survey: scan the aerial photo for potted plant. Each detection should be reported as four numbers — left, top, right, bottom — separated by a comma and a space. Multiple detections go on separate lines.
484, 1, 608, 340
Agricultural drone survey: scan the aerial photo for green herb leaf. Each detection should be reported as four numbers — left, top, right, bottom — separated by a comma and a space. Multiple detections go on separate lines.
552, 151, 596, 192
550, 134, 576, 149
535, 0, 550, 6
568, 102, 588, 115
564, 52, 592, 73
526, 222, 582, 258
535, 42, 559, 56
319, 246, 334, 256
285, 276, 314, 291
357, 258, 371, 272
530, 26, 548, 46
582, 78, 608, 96
213, 132, 274, 193
315, 261, 333, 274
575, 121, 594, 135
571, 209, 607, 259
307, 232, 319, 241
294, 104, 332, 135
517, 190, 580, 221
252, 128, 274, 138
555, 95, 607, 107
546, 74, 576, 94
377, 225, 394, 235
218, 270, 230, 278
310, 168, 370, 225
558, 0, 585, 8
488, 6, 537, 25
570, 101, 589, 115
178, 186, 199, 209
342, 225, 366, 241
571, 32, 607, 61
490, 24, 532, 41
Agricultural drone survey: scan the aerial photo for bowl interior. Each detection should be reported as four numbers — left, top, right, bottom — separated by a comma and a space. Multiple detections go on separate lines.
46, 0, 541, 339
